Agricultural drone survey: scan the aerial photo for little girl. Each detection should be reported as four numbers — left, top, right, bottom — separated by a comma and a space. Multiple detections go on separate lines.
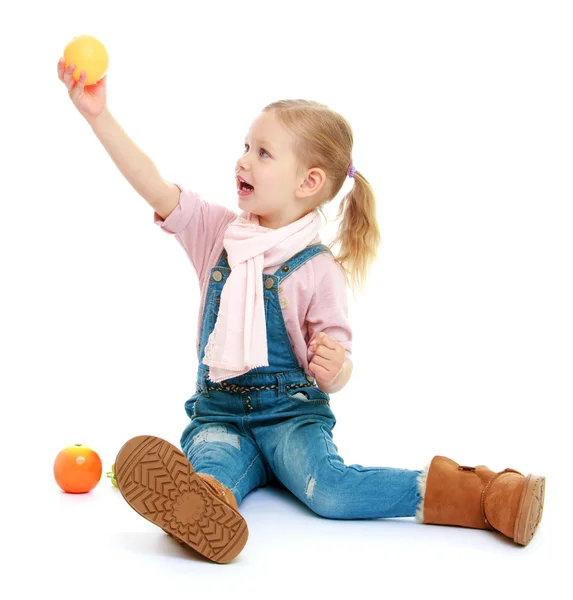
59, 59, 545, 564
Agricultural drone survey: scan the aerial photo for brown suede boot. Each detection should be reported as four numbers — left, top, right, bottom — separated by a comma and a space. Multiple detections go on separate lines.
115, 435, 248, 563
416, 456, 545, 546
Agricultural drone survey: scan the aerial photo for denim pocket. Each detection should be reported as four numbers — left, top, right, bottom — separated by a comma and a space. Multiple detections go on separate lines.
184, 391, 201, 419
283, 385, 330, 406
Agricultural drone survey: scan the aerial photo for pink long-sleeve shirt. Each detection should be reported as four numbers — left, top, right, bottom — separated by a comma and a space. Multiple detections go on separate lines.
153, 184, 352, 377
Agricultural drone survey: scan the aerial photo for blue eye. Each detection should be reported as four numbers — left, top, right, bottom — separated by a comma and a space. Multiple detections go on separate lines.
244, 144, 269, 157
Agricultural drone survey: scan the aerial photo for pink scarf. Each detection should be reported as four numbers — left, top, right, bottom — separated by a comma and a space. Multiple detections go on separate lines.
203, 208, 323, 382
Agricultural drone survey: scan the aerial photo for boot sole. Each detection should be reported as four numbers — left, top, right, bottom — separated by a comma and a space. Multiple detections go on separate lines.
513, 474, 545, 546
115, 435, 248, 563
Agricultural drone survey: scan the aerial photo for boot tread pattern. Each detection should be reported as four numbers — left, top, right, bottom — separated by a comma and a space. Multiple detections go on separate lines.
115, 435, 248, 563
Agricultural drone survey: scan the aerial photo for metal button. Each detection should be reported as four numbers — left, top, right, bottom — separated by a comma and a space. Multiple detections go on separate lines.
282, 265, 290, 272
213, 270, 223, 282
265, 277, 274, 289
280, 298, 288, 309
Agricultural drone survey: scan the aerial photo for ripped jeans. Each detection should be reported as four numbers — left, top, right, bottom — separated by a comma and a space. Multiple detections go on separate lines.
180, 244, 422, 519
180, 367, 422, 520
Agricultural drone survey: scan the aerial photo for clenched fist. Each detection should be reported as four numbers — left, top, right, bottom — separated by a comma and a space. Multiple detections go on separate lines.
308, 332, 346, 389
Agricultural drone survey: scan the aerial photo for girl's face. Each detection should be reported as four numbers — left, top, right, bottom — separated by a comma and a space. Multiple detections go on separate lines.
236, 111, 324, 229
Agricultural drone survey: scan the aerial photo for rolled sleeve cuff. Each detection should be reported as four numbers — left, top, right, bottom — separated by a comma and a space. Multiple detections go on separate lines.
153, 183, 195, 234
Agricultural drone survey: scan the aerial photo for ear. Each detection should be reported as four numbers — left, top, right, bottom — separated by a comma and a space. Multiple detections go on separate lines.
296, 167, 326, 199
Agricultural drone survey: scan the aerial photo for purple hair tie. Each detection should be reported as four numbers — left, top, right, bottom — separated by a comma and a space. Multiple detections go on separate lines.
347, 163, 356, 178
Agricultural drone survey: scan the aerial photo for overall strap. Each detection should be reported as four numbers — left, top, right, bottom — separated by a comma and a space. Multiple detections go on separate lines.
215, 243, 332, 283
273, 244, 332, 283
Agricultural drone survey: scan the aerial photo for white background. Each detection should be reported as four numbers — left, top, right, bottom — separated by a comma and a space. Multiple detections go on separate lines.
1, 0, 570, 597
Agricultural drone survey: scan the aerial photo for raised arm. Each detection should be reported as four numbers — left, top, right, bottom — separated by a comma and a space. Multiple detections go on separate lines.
58, 57, 179, 219
86, 108, 180, 219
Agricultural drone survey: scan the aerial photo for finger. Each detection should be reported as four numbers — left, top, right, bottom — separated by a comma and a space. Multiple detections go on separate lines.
310, 334, 331, 350
316, 333, 339, 351
57, 57, 66, 80
64, 62, 76, 91
63, 61, 73, 83
312, 344, 335, 360
310, 362, 330, 379
310, 354, 330, 369
75, 70, 87, 94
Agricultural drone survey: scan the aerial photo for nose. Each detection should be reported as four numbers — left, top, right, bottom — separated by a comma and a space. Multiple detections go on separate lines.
236, 145, 251, 174
236, 156, 249, 175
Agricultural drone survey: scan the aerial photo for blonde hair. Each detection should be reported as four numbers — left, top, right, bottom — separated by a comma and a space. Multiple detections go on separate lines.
263, 99, 381, 296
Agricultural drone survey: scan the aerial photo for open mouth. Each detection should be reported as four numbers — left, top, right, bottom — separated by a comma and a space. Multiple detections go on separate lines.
237, 177, 254, 192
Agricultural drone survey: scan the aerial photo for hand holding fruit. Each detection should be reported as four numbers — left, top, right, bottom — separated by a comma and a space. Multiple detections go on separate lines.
58, 34, 108, 120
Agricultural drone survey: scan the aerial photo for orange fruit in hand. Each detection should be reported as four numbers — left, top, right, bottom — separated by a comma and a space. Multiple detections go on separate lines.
63, 34, 109, 86
54, 444, 103, 493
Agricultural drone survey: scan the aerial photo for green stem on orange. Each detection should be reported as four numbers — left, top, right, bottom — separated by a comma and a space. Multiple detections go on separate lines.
106, 464, 118, 487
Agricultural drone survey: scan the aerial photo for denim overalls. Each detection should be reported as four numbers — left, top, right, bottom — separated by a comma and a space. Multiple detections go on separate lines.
180, 243, 422, 519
